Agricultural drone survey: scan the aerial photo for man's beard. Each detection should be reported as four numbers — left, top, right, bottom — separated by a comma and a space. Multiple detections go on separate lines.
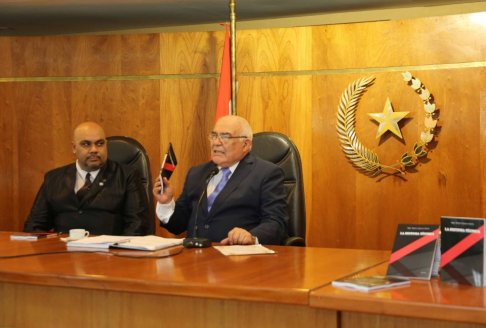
85, 155, 103, 169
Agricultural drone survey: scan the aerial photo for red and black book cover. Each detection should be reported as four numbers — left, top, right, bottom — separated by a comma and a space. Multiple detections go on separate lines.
441, 216, 485, 286
386, 224, 440, 280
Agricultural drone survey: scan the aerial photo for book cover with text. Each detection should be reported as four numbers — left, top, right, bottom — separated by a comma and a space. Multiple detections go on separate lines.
386, 224, 439, 280
441, 216, 485, 286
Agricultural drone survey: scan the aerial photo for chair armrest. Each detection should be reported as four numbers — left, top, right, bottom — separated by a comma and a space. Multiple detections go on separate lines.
282, 236, 306, 247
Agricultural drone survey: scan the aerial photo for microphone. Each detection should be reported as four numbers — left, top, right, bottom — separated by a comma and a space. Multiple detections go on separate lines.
183, 166, 219, 248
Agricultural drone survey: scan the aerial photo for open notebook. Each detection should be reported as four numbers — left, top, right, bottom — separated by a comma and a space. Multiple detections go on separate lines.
66, 235, 183, 251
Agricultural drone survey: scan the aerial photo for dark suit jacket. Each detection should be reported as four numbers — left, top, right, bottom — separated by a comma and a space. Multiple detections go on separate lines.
161, 153, 288, 245
24, 159, 150, 235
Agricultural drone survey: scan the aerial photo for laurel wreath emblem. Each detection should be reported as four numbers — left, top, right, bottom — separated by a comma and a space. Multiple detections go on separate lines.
336, 73, 438, 176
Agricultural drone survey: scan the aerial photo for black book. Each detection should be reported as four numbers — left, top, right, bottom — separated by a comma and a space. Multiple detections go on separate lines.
441, 216, 485, 286
386, 224, 440, 280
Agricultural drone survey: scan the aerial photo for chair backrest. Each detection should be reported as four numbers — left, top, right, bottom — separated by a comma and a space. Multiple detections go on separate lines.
250, 132, 306, 246
106, 136, 155, 235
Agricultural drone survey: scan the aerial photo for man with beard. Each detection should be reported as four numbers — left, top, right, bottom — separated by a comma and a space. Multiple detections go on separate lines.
153, 116, 288, 245
24, 122, 150, 236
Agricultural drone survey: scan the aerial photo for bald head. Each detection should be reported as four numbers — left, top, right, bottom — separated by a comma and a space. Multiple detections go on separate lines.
72, 122, 108, 172
73, 122, 105, 142
216, 116, 253, 140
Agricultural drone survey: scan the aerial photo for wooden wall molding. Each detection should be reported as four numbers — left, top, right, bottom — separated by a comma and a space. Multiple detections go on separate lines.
2, 60, 486, 83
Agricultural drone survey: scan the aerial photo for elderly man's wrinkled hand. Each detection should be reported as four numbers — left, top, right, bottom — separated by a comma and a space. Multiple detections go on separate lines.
221, 228, 256, 245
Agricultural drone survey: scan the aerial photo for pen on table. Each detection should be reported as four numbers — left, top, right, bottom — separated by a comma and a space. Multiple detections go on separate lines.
113, 239, 131, 246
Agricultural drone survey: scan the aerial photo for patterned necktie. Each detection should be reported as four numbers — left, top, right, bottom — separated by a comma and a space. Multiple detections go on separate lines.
77, 173, 92, 202
207, 168, 231, 212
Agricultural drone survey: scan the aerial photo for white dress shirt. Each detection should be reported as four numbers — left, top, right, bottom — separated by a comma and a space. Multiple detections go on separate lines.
156, 162, 239, 223
75, 161, 100, 193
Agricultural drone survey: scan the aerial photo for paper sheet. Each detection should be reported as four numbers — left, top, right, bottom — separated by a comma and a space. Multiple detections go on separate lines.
213, 245, 276, 256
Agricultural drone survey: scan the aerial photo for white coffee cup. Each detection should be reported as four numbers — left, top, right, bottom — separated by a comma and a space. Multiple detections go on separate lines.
69, 229, 89, 240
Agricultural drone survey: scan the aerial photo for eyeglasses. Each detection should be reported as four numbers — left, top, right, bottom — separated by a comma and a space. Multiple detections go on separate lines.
207, 133, 247, 142
79, 140, 106, 148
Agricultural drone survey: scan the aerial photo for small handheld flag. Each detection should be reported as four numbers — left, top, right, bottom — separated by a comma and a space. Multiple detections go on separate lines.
159, 142, 177, 193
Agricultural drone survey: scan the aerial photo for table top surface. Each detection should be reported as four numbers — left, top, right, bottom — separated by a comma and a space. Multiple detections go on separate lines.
0, 232, 389, 305
311, 262, 486, 324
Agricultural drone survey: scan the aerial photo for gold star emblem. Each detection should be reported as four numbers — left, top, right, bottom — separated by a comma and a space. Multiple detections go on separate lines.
368, 98, 409, 139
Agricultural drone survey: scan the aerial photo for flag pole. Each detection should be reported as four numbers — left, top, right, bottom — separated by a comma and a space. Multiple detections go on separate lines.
229, 0, 237, 115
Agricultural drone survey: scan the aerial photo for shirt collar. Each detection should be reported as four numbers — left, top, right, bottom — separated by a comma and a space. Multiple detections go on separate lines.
76, 161, 100, 181
218, 161, 239, 175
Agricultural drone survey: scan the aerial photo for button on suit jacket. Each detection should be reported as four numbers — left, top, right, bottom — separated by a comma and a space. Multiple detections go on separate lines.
24, 159, 150, 236
161, 153, 288, 245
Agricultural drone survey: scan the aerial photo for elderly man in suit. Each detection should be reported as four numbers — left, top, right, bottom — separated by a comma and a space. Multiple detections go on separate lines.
24, 122, 150, 235
154, 115, 288, 245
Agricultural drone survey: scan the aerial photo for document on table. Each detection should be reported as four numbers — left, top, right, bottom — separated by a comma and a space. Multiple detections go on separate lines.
213, 245, 276, 256
66, 235, 183, 250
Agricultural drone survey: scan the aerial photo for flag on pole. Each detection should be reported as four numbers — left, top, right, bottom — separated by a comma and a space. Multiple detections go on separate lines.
215, 23, 232, 122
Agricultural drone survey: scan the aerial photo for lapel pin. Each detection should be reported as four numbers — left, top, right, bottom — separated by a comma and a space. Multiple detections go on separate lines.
99, 182, 104, 186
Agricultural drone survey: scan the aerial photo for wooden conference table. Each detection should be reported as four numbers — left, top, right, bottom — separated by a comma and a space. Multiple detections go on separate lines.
2, 232, 486, 328
310, 262, 486, 328
0, 232, 388, 328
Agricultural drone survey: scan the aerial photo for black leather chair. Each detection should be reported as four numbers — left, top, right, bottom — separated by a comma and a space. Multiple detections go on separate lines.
106, 136, 155, 235
250, 132, 306, 246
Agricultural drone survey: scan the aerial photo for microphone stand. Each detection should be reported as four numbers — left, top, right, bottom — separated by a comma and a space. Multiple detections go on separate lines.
183, 167, 219, 248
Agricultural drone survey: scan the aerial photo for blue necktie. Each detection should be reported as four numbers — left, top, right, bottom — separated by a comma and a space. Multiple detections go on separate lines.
207, 168, 231, 212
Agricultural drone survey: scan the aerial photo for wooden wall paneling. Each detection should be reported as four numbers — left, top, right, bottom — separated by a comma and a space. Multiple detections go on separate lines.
10, 36, 74, 77
0, 83, 17, 231
481, 16, 486, 61
71, 81, 122, 127
117, 80, 161, 184
237, 75, 313, 238
72, 34, 163, 77
312, 14, 482, 71
8, 34, 161, 77
71, 35, 123, 76
311, 74, 358, 249
120, 34, 160, 76
481, 68, 486, 218
15, 82, 72, 232
0, 38, 12, 78
159, 26, 312, 75
160, 31, 224, 75
157, 78, 218, 237
416, 69, 482, 224
237, 27, 312, 73
51, 82, 76, 170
